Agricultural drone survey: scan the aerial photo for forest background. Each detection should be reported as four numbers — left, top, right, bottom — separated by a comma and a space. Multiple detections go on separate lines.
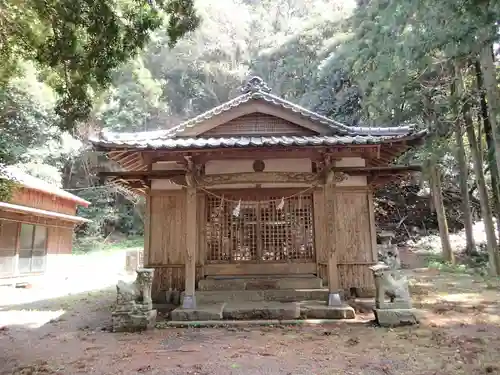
1, 0, 500, 273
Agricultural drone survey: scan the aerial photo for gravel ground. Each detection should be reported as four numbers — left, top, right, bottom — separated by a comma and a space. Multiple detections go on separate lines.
1, 251, 500, 375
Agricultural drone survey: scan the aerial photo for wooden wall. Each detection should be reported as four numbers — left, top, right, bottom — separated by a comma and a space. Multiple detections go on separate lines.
315, 187, 377, 293
148, 190, 205, 297
47, 226, 74, 255
0, 221, 19, 277
149, 190, 186, 265
0, 213, 75, 278
147, 186, 377, 298
11, 187, 77, 215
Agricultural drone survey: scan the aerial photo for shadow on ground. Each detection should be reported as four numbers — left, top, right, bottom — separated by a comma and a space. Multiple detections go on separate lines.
1, 269, 500, 375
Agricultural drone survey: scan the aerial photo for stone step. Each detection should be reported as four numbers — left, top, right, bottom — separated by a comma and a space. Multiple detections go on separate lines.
181, 288, 329, 305
170, 300, 355, 321
223, 301, 301, 320
205, 274, 317, 279
198, 276, 323, 291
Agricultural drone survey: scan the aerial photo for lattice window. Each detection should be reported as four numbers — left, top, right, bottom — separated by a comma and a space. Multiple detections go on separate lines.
205, 192, 315, 263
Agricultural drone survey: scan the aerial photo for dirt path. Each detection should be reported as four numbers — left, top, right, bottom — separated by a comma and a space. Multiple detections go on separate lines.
1, 265, 500, 375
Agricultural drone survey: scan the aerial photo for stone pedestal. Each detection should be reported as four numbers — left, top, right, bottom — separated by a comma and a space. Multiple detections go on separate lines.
374, 308, 418, 327
328, 292, 342, 307
113, 309, 157, 332
112, 268, 157, 332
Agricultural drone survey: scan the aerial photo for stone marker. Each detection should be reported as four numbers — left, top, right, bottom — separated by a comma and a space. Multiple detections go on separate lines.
112, 268, 157, 332
369, 263, 418, 327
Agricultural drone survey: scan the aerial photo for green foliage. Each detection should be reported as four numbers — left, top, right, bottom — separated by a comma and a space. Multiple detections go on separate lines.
426, 251, 491, 276
1, 0, 200, 131
75, 185, 144, 238
0, 63, 82, 198
426, 254, 471, 274
73, 234, 144, 253
95, 58, 168, 132
0, 177, 18, 202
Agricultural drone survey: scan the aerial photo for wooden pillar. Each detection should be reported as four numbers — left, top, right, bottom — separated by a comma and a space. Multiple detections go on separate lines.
143, 194, 152, 267
183, 186, 197, 309
367, 190, 378, 262
324, 171, 341, 306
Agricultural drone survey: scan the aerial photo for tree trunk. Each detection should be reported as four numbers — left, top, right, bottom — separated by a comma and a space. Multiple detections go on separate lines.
479, 44, 500, 189
454, 124, 476, 254
475, 59, 500, 240
452, 67, 476, 255
458, 65, 499, 275
429, 161, 454, 263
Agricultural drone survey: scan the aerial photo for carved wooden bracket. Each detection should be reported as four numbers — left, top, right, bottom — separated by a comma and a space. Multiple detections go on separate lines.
183, 156, 203, 187
325, 171, 348, 185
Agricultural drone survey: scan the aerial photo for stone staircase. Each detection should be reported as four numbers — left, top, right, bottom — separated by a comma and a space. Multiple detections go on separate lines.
170, 275, 355, 321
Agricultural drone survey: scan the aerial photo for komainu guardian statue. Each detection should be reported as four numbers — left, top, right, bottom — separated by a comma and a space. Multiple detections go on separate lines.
112, 268, 157, 332
369, 263, 418, 327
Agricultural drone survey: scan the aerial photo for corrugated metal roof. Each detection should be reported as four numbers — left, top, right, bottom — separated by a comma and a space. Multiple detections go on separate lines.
1, 167, 90, 207
0, 201, 91, 223
93, 133, 427, 150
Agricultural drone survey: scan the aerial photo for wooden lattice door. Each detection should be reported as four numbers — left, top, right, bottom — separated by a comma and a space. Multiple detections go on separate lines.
205, 191, 315, 263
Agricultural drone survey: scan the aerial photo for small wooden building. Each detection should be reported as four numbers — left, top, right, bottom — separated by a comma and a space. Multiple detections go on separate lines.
0, 167, 90, 281
92, 77, 426, 306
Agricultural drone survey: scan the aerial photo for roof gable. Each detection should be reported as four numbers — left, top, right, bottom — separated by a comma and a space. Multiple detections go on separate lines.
168, 77, 351, 137
1, 166, 90, 207
183, 104, 327, 136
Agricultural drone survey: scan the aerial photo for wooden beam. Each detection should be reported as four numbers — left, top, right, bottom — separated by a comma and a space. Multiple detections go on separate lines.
149, 148, 325, 163
121, 157, 142, 168
331, 165, 422, 176
108, 150, 129, 158
183, 187, 197, 308
198, 172, 319, 186
98, 170, 186, 179
116, 152, 139, 165
126, 180, 148, 189
128, 145, 382, 162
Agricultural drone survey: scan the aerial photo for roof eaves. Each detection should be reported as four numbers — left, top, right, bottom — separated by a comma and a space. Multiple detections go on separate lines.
0, 201, 91, 223
90, 131, 428, 150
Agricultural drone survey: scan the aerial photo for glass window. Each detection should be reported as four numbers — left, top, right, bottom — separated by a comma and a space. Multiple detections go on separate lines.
17, 224, 48, 274
33, 226, 48, 251
19, 224, 34, 250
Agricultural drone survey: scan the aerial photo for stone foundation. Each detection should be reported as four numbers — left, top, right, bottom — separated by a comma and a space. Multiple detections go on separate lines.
374, 308, 419, 327
300, 301, 355, 319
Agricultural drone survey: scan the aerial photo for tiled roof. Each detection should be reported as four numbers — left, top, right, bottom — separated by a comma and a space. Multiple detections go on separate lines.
90, 76, 427, 149
1, 166, 90, 207
162, 91, 416, 137
93, 133, 427, 150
